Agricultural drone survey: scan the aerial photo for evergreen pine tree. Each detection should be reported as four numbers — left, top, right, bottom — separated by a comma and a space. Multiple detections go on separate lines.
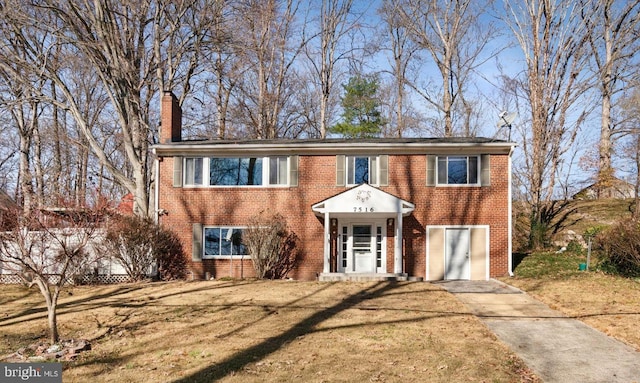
330, 75, 385, 138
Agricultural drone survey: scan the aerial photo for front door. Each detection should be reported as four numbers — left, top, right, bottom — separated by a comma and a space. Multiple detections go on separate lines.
339, 223, 385, 273
445, 228, 470, 280
352, 225, 374, 272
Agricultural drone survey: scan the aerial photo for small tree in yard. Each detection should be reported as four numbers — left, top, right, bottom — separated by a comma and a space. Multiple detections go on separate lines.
244, 212, 299, 279
0, 207, 105, 344
103, 215, 186, 281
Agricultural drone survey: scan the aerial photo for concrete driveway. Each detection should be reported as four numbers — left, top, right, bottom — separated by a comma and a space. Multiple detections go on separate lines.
435, 279, 640, 383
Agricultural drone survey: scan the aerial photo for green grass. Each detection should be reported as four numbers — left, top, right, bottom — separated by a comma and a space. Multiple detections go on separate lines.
512, 251, 588, 279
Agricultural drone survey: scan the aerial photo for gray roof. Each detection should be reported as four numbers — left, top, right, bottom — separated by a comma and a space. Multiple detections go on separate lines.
153, 137, 515, 156
166, 136, 510, 146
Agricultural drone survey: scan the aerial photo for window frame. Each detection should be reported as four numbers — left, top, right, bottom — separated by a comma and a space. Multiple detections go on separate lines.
184, 157, 204, 186
346, 155, 379, 186
436, 155, 481, 186
202, 226, 248, 259
183, 156, 291, 187
268, 155, 289, 185
209, 157, 264, 186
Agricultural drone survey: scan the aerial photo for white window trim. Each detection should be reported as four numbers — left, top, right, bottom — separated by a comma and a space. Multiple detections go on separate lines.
435, 155, 481, 187
202, 226, 249, 259
183, 156, 292, 188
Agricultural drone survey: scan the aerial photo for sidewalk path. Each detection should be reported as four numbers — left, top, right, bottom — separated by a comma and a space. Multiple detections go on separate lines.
436, 280, 640, 383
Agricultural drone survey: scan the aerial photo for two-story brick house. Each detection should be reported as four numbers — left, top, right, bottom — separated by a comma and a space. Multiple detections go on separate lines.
154, 92, 515, 281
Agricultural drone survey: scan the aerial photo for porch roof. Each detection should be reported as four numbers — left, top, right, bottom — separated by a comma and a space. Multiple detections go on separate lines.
311, 184, 415, 216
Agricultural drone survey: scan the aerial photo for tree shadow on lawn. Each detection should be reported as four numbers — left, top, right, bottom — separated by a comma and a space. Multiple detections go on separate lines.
0, 280, 249, 329
170, 281, 459, 383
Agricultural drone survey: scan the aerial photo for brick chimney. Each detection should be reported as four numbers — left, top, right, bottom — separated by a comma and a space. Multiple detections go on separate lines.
161, 91, 182, 143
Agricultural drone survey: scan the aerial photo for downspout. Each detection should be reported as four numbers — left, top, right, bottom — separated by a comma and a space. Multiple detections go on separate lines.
154, 151, 160, 224
508, 145, 514, 277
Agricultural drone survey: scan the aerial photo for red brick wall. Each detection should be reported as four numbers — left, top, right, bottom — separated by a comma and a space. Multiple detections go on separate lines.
158, 153, 511, 280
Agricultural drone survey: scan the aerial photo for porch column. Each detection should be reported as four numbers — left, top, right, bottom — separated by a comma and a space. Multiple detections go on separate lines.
323, 212, 330, 273
394, 212, 403, 273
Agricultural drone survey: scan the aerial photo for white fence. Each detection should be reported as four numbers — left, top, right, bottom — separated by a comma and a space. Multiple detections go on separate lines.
0, 228, 147, 284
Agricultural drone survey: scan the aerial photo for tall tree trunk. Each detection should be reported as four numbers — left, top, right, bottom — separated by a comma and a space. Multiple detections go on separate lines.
51, 83, 63, 199
635, 131, 640, 220
32, 118, 45, 207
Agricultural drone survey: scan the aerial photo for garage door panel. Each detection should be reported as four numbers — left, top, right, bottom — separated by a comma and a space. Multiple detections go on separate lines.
470, 227, 488, 280
427, 228, 444, 280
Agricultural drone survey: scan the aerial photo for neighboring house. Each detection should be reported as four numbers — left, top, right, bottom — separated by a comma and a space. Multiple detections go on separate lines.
153, 92, 515, 281
572, 178, 637, 200
0, 189, 18, 231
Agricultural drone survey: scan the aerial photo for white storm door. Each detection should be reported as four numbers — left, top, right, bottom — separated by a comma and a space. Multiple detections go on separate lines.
445, 228, 470, 280
352, 225, 375, 272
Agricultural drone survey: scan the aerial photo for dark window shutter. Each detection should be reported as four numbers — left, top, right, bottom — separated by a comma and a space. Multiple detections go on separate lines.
336, 155, 345, 186
426, 155, 436, 186
173, 156, 183, 187
481, 154, 491, 186
192, 223, 203, 261
289, 155, 299, 187
379, 155, 389, 186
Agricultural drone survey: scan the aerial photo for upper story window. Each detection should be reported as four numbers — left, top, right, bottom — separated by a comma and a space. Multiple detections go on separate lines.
180, 156, 297, 187
184, 157, 204, 186
337, 155, 388, 186
269, 156, 288, 185
348, 156, 377, 185
437, 156, 480, 185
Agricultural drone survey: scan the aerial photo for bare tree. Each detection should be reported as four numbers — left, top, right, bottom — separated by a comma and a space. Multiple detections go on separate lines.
379, 0, 421, 138
396, 0, 498, 136
201, 0, 240, 139
0, 20, 44, 213
502, 0, 591, 248
233, 0, 306, 139
0, 0, 211, 217
619, 86, 640, 219
0, 207, 106, 344
303, 0, 357, 138
580, 0, 640, 196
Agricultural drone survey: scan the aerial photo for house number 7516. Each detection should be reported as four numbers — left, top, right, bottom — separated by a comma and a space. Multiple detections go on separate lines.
353, 207, 374, 212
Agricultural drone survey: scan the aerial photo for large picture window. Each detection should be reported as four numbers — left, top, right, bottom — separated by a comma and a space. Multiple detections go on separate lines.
183, 156, 294, 187
437, 156, 479, 185
210, 158, 263, 186
203, 227, 246, 258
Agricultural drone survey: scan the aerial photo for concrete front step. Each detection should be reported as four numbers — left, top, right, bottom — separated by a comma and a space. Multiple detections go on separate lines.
318, 273, 423, 282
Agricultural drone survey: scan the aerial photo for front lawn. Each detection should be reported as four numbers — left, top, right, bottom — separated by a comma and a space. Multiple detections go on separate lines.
1, 280, 536, 382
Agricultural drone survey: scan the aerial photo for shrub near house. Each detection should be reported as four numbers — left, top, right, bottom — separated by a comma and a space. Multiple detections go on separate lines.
153, 92, 515, 281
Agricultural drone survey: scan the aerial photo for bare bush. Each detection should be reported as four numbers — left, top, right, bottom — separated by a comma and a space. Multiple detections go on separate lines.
244, 212, 299, 279
596, 219, 640, 277
104, 215, 186, 281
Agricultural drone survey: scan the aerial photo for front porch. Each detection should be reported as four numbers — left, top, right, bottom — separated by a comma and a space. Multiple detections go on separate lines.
317, 272, 424, 282
312, 184, 416, 276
